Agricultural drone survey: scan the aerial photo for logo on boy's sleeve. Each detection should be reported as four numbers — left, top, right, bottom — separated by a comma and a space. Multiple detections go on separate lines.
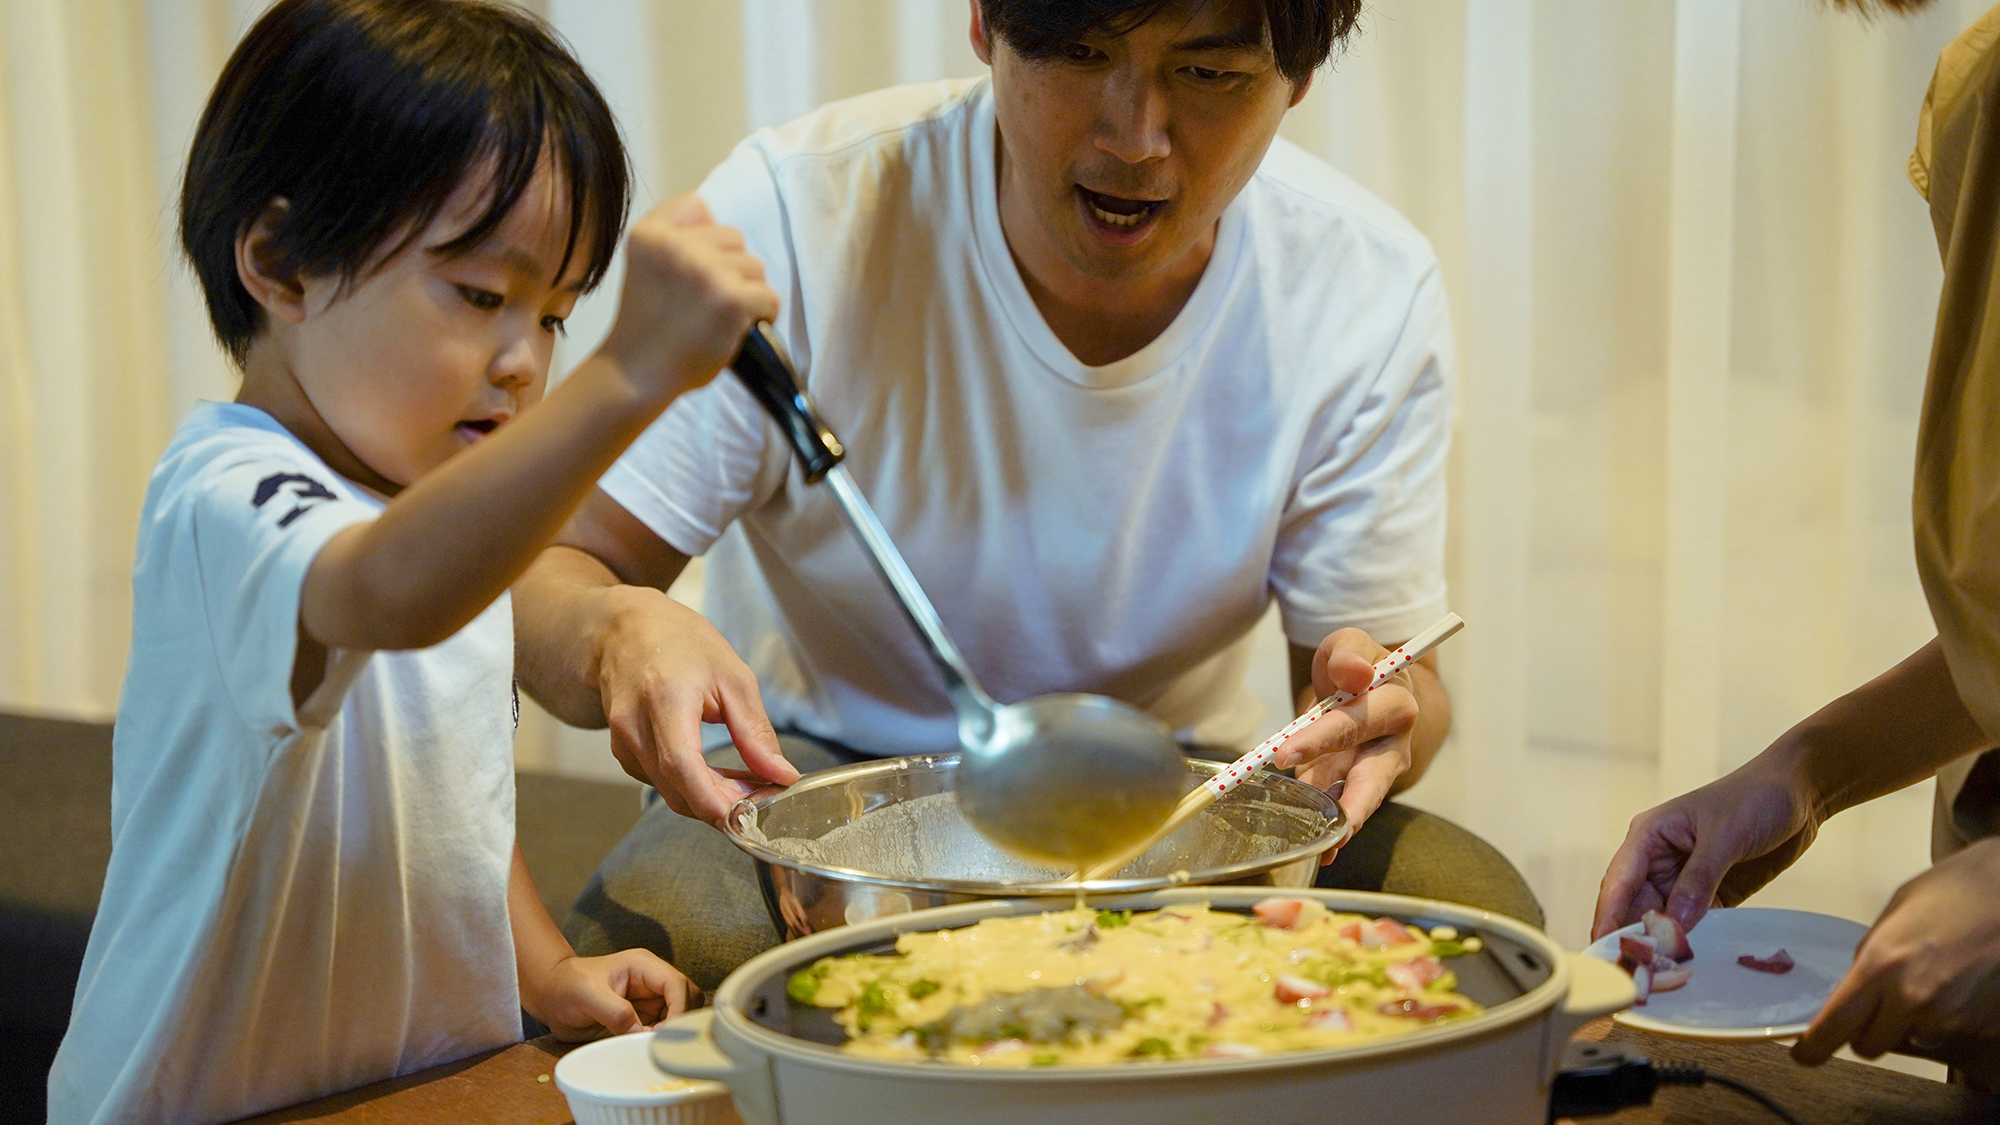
252, 473, 338, 528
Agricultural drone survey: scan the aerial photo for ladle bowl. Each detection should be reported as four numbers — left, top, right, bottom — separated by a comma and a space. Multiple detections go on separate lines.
729, 326, 1187, 868
954, 693, 1183, 868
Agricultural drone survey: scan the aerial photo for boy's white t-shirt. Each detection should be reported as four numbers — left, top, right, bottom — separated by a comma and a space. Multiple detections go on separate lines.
601, 78, 1452, 754
48, 403, 521, 1125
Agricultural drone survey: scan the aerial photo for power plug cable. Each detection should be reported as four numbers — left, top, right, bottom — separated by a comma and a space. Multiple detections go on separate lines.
1549, 1040, 1803, 1124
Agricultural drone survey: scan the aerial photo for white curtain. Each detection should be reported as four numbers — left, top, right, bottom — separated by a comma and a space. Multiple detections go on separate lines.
3, 0, 1988, 946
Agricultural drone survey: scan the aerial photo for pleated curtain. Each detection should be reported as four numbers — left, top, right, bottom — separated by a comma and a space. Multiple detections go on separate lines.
3, 0, 1987, 942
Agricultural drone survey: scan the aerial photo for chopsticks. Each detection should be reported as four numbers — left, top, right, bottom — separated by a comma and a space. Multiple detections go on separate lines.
1079, 613, 1466, 881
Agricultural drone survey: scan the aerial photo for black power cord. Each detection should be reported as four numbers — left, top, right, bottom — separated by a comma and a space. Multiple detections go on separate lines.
1549, 1040, 1804, 1124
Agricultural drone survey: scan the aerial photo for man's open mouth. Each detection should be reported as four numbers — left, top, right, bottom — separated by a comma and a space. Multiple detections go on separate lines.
1078, 187, 1165, 230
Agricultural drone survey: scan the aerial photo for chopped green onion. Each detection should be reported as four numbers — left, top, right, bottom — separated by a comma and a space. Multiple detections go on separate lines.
856, 982, 894, 1028
787, 963, 830, 1005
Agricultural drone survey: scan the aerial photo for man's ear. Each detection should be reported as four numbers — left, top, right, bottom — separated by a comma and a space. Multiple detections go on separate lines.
1287, 74, 1314, 109
968, 0, 993, 66
234, 198, 308, 325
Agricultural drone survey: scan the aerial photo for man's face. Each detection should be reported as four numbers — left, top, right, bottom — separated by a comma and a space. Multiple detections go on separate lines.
975, 0, 1305, 289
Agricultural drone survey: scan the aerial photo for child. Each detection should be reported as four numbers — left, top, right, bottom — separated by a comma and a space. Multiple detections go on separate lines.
46, 1, 777, 1121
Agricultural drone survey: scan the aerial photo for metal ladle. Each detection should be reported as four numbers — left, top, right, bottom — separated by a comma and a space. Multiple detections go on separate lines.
728, 325, 1185, 869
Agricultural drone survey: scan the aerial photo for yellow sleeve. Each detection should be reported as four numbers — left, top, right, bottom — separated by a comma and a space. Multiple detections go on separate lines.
1914, 19, 2000, 782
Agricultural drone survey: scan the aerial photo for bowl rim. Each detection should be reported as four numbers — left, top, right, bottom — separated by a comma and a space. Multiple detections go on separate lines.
721, 752, 1349, 893
553, 1030, 735, 1107
708, 887, 1570, 1080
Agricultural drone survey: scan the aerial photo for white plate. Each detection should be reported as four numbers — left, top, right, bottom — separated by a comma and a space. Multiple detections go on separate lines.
1582, 907, 1867, 1040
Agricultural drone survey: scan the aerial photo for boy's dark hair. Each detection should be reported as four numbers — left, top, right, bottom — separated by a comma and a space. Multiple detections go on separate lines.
181, 0, 629, 364
978, 0, 1360, 89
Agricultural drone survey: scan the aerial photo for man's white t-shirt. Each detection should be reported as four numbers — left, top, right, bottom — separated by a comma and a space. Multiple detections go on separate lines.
48, 403, 521, 1125
602, 78, 1451, 756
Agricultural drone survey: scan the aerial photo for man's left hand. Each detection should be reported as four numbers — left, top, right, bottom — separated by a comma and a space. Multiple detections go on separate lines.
1276, 628, 1420, 846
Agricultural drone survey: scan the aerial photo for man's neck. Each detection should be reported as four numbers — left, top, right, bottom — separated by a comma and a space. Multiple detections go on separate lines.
996, 157, 1215, 369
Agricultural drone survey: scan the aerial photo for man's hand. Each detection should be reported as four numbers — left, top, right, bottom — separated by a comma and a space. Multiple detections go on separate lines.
1275, 628, 1424, 840
1591, 759, 1818, 940
592, 583, 797, 826
597, 193, 779, 403
1793, 837, 2000, 1066
524, 949, 698, 1042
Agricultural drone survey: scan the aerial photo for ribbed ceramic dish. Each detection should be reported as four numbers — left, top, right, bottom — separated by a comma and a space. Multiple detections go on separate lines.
651, 888, 1638, 1125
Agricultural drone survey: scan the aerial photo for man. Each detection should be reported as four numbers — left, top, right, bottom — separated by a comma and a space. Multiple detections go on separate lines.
518, 0, 1540, 988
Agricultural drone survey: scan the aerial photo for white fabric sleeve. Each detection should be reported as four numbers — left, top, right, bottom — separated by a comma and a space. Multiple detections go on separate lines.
596, 136, 796, 555
187, 452, 377, 741
1270, 267, 1453, 649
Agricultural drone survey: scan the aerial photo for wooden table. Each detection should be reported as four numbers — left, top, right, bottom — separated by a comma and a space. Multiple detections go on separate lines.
235, 1024, 1996, 1124
233, 1038, 578, 1124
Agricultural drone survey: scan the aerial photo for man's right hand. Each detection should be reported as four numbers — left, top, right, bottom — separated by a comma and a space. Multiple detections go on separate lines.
589, 582, 797, 826
1592, 755, 1819, 940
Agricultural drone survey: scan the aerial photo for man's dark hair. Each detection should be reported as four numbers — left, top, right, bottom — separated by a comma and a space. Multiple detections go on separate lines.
181, 0, 629, 364
978, 0, 1360, 89
1824, 0, 1938, 11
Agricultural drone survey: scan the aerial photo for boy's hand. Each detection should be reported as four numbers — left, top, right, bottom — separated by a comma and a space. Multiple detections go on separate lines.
598, 193, 779, 402
524, 949, 697, 1042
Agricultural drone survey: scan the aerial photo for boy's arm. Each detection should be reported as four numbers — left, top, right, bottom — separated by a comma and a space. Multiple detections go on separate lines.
300, 196, 776, 656
508, 844, 694, 1040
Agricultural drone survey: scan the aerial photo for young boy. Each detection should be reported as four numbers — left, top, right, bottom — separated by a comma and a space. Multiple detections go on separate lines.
46, 2, 778, 1121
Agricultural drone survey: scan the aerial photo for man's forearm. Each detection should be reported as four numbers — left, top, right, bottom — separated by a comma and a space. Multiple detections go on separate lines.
1393, 658, 1449, 793
1780, 637, 1993, 819
513, 545, 624, 728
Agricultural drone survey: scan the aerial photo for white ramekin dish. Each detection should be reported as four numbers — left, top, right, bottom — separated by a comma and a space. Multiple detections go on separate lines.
553, 1031, 740, 1125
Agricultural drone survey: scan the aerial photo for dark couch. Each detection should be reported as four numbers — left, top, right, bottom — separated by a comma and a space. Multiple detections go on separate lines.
0, 711, 640, 1123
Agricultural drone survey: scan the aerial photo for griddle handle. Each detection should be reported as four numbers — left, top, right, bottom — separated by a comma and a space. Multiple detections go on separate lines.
730, 323, 845, 484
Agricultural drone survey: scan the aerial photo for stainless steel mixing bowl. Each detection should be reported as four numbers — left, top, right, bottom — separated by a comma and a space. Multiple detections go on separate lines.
721, 753, 1346, 939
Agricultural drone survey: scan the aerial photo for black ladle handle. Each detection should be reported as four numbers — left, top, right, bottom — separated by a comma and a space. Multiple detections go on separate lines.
729, 323, 844, 483
726, 322, 998, 721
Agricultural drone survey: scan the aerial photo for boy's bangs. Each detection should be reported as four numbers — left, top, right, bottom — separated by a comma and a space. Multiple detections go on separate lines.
339, 6, 628, 292
422, 62, 626, 291
181, 0, 630, 362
